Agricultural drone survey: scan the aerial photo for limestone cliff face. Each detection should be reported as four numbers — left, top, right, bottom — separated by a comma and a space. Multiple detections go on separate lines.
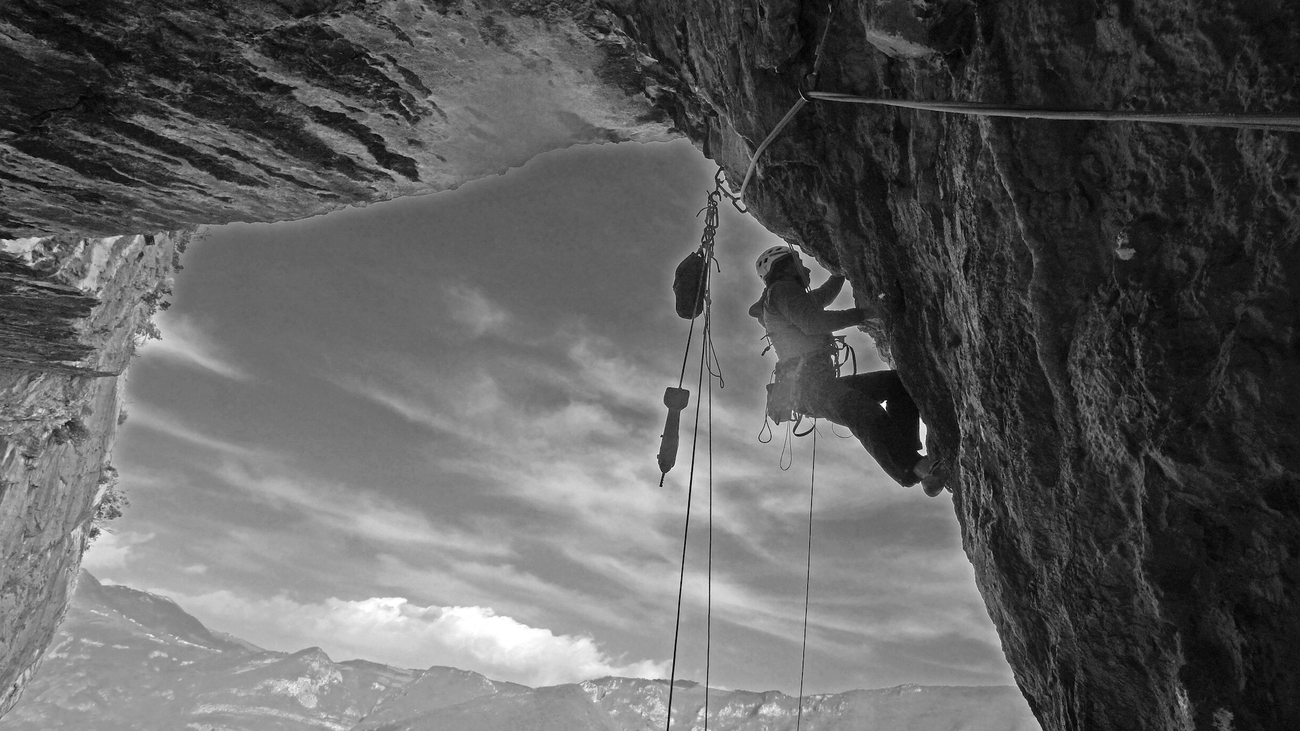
611, 2, 1300, 730
0, 233, 180, 716
1, 0, 672, 238
2, 2, 1299, 730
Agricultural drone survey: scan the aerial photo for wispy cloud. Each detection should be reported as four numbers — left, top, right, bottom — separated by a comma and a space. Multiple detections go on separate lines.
444, 282, 511, 337
324, 313, 988, 667
125, 314, 1008, 689
83, 531, 156, 571
162, 587, 667, 687
212, 461, 514, 557
125, 406, 263, 458
373, 553, 640, 635
138, 313, 249, 380
338, 382, 460, 434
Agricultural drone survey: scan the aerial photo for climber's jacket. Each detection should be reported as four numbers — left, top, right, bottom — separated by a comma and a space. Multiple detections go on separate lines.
748, 274, 866, 362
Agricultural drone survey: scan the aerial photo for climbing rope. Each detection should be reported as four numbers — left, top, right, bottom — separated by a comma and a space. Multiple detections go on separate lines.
664, 318, 709, 731
803, 91, 1300, 131
795, 428, 818, 731
663, 179, 727, 731
704, 303, 716, 730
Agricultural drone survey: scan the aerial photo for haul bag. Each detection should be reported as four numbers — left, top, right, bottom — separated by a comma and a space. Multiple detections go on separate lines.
672, 250, 707, 319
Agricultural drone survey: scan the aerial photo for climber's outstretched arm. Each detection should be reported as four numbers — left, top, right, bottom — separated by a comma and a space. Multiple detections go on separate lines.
808, 273, 845, 307
770, 281, 866, 335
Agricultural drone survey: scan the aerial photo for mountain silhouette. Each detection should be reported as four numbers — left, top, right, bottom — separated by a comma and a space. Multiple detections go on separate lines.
0, 572, 1037, 730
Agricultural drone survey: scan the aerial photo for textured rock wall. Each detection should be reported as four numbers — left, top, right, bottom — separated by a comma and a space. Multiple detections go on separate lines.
0, 233, 179, 716
2, 2, 1299, 730
609, 1, 1300, 729
1, 0, 672, 238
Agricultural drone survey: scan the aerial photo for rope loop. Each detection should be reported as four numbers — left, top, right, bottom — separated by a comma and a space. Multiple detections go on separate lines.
780, 421, 795, 470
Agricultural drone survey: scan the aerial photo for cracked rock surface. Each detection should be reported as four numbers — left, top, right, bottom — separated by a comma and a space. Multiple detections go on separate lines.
2, 2, 1299, 730
0, 233, 180, 716
1, 0, 672, 237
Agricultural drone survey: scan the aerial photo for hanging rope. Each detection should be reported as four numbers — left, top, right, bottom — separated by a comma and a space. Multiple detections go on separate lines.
664, 320, 709, 731
703, 306, 716, 731
795, 427, 817, 731
663, 178, 727, 731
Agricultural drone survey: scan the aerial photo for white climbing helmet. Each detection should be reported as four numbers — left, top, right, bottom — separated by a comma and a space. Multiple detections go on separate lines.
755, 245, 798, 280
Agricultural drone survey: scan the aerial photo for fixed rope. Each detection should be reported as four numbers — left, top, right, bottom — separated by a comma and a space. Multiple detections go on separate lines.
804, 92, 1300, 130
731, 5, 1300, 210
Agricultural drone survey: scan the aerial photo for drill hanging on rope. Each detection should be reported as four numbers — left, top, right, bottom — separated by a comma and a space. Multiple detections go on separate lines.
657, 170, 730, 484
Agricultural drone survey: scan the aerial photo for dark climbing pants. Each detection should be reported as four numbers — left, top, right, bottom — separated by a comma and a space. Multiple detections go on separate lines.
786, 359, 924, 486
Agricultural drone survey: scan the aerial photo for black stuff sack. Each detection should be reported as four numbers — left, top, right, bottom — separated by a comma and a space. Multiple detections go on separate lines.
673, 250, 707, 319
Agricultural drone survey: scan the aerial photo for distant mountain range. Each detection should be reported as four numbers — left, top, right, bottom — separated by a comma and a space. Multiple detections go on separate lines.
0, 572, 1040, 730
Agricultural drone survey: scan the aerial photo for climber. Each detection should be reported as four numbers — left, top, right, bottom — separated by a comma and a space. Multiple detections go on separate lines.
749, 246, 948, 496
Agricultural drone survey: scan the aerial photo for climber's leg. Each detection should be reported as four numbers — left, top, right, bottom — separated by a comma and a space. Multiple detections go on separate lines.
814, 376, 925, 487
836, 370, 924, 458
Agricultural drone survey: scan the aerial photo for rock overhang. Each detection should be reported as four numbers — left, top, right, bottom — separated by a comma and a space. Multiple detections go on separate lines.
0, 0, 677, 239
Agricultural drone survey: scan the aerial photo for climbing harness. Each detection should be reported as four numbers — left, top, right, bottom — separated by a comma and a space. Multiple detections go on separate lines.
759, 333, 858, 458
729, 3, 1300, 211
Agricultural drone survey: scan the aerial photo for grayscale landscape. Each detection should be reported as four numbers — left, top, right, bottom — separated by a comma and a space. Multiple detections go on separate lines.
2, 572, 1038, 731
3, 1, 1298, 730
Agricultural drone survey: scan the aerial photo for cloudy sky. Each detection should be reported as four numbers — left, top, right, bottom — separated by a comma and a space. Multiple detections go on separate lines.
85, 139, 1017, 696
